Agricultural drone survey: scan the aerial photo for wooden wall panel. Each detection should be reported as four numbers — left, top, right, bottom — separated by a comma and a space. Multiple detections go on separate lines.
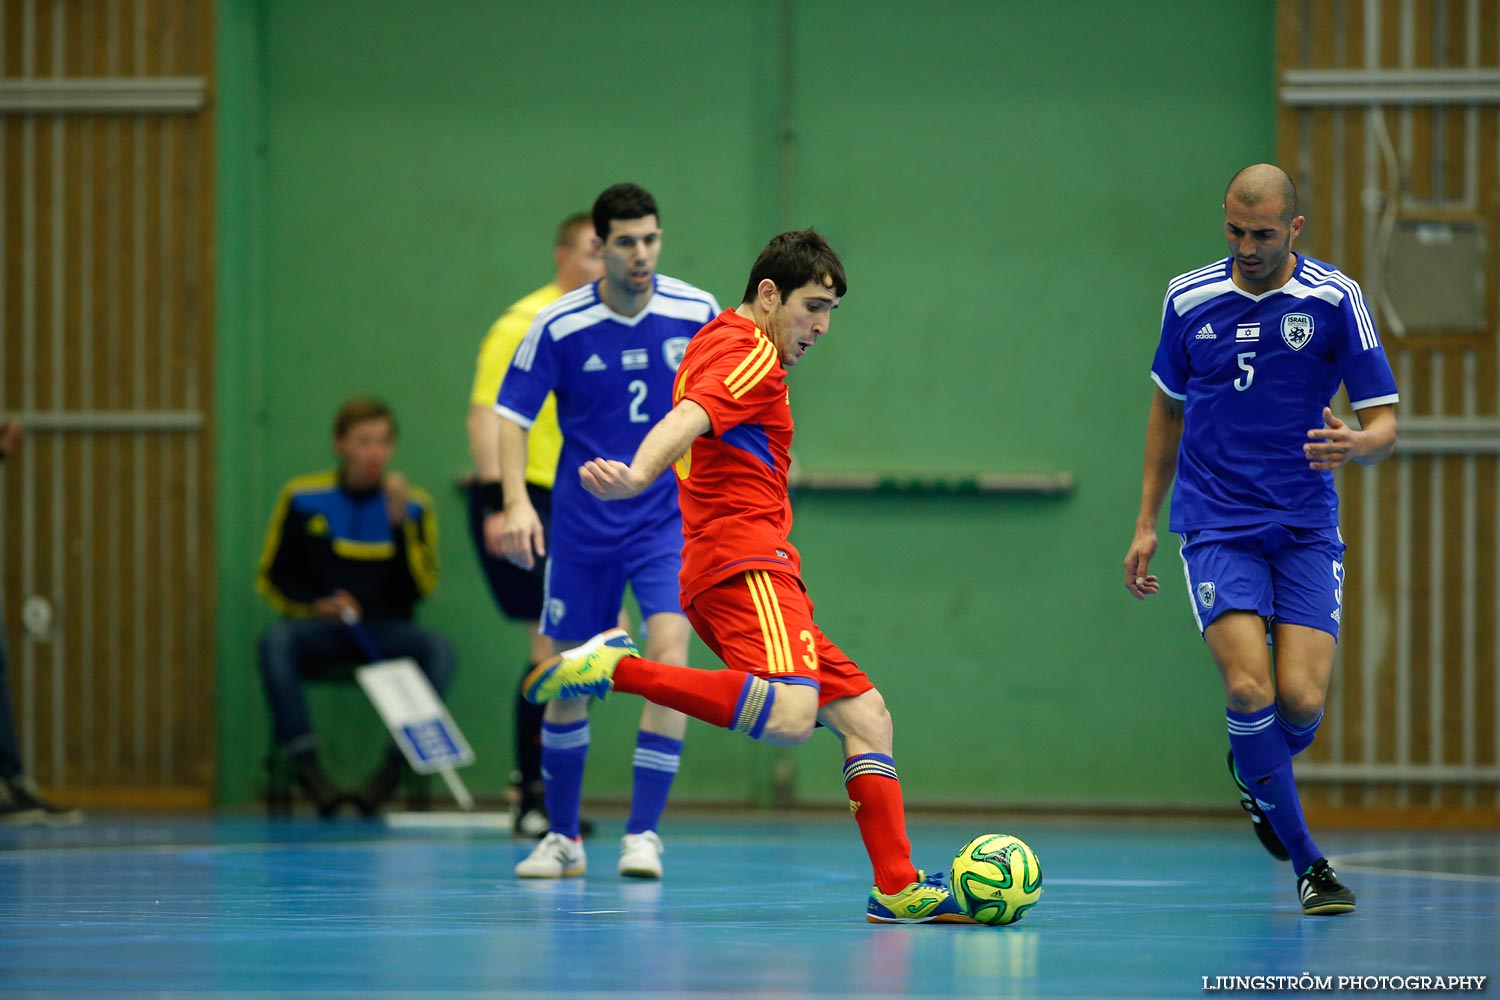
1, 0, 216, 807
1280, 0, 1500, 823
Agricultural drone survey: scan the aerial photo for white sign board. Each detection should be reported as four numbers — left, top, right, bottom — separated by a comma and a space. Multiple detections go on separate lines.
355, 658, 475, 773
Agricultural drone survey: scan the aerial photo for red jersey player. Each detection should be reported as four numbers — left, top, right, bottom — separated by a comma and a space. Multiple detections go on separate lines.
523, 229, 974, 923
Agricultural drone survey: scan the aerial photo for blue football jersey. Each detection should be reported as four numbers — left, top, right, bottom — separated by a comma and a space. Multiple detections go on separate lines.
1151, 254, 1398, 531
497, 274, 720, 557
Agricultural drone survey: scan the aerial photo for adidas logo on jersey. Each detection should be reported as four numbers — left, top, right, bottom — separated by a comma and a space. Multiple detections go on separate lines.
1195, 323, 1216, 340
583, 354, 607, 372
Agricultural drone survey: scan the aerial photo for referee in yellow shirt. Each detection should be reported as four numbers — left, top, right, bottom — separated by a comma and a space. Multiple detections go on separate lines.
467, 212, 603, 836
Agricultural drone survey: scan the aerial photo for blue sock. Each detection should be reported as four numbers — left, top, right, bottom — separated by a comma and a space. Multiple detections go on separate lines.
540, 718, 589, 839
1276, 708, 1323, 757
731, 676, 777, 739
1227, 706, 1320, 872
626, 731, 683, 835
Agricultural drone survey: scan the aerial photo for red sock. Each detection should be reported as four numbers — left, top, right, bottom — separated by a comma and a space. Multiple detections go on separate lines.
613, 657, 745, 729
843, 754, 919, 894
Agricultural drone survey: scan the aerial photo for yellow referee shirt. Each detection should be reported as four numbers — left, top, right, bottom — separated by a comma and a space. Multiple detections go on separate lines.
470, 282, 566, 489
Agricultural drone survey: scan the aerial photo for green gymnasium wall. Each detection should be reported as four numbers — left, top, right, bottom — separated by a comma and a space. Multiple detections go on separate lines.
216, 0, 1278, 810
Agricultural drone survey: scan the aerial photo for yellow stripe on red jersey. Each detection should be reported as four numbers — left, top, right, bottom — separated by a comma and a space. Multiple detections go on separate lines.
723, 335, 777, 399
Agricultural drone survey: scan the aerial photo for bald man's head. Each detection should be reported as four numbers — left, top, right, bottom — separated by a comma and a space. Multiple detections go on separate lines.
1225, 163, 1299, 224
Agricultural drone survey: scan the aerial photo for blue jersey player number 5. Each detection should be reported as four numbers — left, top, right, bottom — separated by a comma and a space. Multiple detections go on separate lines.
1151, 254, 1398, 534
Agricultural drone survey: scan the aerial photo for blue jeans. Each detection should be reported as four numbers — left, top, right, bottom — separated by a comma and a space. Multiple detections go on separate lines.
257, 618, 457, 754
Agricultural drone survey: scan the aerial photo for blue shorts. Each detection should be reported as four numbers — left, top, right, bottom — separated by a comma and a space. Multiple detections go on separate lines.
541, 539, 684, 642
1177, 524, 1346, 638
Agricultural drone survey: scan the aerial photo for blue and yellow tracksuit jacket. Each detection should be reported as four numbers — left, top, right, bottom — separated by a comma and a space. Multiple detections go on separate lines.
256, 470, 438, 621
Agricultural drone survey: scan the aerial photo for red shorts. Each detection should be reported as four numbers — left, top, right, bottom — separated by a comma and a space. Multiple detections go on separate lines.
685, 569, 873, 706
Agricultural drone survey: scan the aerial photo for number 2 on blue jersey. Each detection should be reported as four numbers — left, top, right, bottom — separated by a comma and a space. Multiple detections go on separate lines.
628, 379, 649, 423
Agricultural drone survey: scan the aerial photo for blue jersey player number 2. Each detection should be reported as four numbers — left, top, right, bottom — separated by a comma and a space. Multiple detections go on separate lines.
494, 183, 719, 883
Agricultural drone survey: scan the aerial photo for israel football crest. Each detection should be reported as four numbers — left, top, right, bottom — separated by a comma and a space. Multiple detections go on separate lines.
1197, 581, 1216, 609
662, 337, 690, 371
547, 598, 566, 627
1281, 313, 1314, 351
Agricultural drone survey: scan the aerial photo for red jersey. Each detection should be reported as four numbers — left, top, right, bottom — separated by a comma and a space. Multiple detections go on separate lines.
673, 309, 801, 602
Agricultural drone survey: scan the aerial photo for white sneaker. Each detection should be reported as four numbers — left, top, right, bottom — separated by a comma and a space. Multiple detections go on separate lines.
515, 831, 586, 878
618, 830, 664, 879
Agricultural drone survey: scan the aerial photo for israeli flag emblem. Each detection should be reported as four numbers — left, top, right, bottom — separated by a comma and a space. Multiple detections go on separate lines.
1281, 313, 1314, 351
662, 337, 690, 371
1197, 581, 1216, 609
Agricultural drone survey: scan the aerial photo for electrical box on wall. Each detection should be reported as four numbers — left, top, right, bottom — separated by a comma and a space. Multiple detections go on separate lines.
1384, 218, 1488, 333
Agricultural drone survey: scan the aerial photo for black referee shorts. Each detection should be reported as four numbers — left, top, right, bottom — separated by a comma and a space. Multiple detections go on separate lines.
467, 480, 551, 622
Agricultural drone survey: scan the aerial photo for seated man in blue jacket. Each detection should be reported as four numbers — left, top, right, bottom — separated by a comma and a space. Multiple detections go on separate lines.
256, 396, 456, 817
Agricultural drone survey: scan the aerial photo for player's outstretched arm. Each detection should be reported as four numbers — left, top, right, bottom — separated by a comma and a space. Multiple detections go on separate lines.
1125, 388, 1184, 600
581, 400, 711, 501
1304, 404, 1396, 470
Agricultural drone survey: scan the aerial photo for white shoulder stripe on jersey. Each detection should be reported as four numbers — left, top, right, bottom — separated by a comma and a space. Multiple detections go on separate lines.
551, 282, 597, 310
526, 283, 597, 329
513, 287, 600, 371
1166, 258, 1230, 297
648, 294, 716, 324
1170, 276, 1239, 317
1167, 258, 1229, 288
1330, 271, 1378, 352
547, 303, 617, 342
1301, 261, 1379, 351
1150, 370, 1186, 400
656, 274, 718, 302
1350, 391, 1399, 410
514, 321, 545, 372
1279, 277, 1345, 309
495, 403, 536, 430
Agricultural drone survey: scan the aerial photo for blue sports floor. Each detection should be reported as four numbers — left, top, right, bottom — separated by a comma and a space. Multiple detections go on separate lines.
1, 812, 1496, 998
